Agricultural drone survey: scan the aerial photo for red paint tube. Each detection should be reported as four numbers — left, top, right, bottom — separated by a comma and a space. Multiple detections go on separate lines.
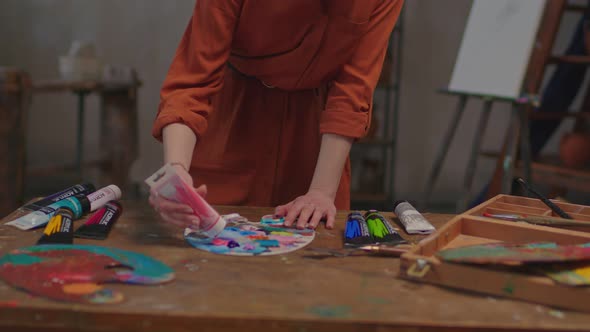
74, 201, 122, 240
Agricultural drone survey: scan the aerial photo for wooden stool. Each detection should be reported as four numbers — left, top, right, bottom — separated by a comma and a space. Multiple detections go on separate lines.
30, 75, 141, 192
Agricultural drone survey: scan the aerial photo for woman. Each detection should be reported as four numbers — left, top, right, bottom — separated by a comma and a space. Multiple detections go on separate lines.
149, 0, 403, 230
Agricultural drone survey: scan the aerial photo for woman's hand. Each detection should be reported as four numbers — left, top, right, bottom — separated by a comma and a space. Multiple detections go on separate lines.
148, 164, 207, 229
274, 189, 336, 230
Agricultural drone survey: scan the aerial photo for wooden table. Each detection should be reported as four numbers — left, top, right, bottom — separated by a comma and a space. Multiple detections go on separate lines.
1, 202, 590, 331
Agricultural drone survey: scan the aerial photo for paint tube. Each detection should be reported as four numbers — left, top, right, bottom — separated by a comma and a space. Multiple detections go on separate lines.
145, 163, 226, 237
6, 194, 91, 230
363, 210, 407, 245
74, 201, 122, 240
37, 208, 75, 244
1, 183, 95, 223
393, 201, 435, 235
86, 185, 122, 211
344, 211, 373, 247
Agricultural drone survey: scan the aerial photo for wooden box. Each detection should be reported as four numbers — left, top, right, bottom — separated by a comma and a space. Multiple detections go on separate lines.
399, 195, 590, 312
468, 194, 590, 222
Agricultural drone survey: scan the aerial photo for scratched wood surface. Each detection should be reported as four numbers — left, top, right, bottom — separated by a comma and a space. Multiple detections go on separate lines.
1, 202, 590, 332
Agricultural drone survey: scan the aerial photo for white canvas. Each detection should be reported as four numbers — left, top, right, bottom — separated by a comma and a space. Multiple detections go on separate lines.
448, 0, 547, 99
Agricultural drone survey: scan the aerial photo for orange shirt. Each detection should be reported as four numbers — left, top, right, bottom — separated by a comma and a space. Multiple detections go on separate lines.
153, 0, 403, 141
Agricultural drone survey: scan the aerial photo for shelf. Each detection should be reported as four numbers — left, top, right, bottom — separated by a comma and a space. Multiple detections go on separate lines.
529, 111, 590, 120
548, 55, 590, 65
351, 192, 389, 202
26, 159, 109, 177
515, 164, 590, 193
566, 4, 587, 12
32, 79, 141, 93
354, 138, 394, 146
351, 6, 403, 206
376, 83, 399, 90
480, 150, 558, 164
480, 150, 590, 192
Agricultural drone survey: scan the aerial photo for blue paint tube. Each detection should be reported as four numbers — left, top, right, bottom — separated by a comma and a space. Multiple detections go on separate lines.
1, 183, 95, 223
6, 194, 91, 230
344, 212, 373, 247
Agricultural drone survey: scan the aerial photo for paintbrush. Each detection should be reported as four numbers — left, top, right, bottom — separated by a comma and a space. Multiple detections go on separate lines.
358, 244, 413, 257
304, 244, 413, 259
483, 213, 590, 228
515, 178, 573, 219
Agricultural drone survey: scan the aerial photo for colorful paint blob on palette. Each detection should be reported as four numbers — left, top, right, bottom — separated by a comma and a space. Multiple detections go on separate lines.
437, 242, 590, 265
185, 221, 315, 256
0, 245, 174, 304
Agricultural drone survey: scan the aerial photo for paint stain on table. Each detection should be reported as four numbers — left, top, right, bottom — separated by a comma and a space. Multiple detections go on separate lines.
307, 305, 351, 318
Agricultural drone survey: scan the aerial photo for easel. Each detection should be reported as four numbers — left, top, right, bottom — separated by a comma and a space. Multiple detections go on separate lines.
422, 90, 533, 212
422, 0, 567, 212
486, 0, 590, 201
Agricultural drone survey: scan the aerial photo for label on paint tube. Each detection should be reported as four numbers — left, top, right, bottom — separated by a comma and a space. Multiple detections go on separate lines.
23, 183, 95, 211
6, 195, 90, 230
145, 163, 225, 238
393, 201, 435, 235
74, 201, 122, 240
37, 208, 75, 244
87, 185, 122, 211
1, 183, 95, 223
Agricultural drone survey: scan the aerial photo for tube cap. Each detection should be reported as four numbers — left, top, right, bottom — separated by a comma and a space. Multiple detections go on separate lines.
81, 183, 97, 194
105, 185, 122, 200
393, 200, 408, 210
75, 194, 91, 214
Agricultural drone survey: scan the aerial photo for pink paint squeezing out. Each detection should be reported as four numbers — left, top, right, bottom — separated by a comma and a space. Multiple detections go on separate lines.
145, 163, 225, 237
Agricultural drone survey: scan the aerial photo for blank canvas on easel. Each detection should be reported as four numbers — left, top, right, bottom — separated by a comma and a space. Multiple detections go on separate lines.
448, 0, 547, 99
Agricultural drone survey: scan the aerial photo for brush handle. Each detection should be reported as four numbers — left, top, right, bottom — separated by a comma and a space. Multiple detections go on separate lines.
516, 178, 573, 219
360, 245, 413, 257
523, 216, 590, 227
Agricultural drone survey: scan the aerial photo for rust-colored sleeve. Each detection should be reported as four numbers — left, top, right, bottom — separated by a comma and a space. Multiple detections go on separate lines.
320, 0, 403, 139
152, 0, 241, 141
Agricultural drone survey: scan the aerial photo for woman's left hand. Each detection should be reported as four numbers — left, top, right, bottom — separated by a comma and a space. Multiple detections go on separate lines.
274, 189, 336, 230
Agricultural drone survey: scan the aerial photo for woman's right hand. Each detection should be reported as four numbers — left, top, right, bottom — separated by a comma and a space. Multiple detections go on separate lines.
148, 163, 207, 229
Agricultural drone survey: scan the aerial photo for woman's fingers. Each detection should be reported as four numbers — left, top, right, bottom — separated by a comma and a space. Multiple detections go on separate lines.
274, 202, 292, 218
325, 209, 336, 229
160, 213, 188, 228
284, 201, 305, 227
195, 184, 207, 198
160, 212, 200, 228
308, 209, 324, 229
296, 204, 315, 229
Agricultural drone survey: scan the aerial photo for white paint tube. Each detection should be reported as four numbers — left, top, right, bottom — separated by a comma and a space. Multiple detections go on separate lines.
393, 201, 436, 235
6, 195, 90, 230
87, 185, 122, 211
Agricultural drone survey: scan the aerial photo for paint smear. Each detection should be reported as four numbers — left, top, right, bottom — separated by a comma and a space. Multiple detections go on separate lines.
308, 305, 351, 318
438, 242, 590, 265
62, 283, 104, 295
0, 300, 19, 307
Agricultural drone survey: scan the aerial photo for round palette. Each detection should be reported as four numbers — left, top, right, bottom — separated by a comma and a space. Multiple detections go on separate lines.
185, 222, 315, 256
0, 245, 174, 304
